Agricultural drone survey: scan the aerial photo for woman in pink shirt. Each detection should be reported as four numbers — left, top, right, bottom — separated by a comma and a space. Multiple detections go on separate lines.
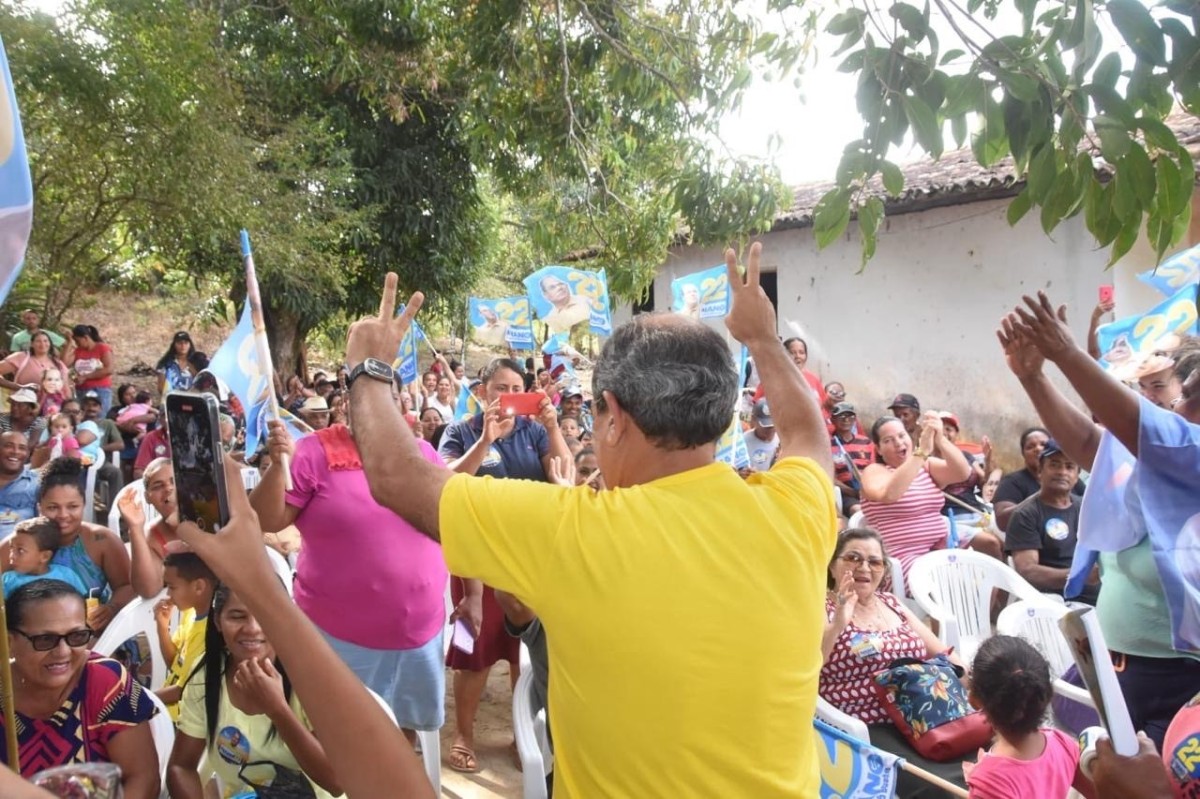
966, 635, 1096, 798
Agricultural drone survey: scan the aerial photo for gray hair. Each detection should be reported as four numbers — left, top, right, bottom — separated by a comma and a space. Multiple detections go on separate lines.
591, 314, 737, 450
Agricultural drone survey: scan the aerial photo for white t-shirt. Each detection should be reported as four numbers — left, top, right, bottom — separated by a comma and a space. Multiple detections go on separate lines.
743, 429, 779, 472
425, 396, 455, 424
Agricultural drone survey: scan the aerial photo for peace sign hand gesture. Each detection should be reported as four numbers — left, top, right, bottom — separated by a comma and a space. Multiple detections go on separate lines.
724, 242, 777, 347
345, 272, 423, 367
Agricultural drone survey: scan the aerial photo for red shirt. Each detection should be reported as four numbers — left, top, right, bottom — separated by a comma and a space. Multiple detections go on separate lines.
72, 343, 113, 389
134, 427, 171, 473
753, 370, 826, 406
830, 432, 875, 486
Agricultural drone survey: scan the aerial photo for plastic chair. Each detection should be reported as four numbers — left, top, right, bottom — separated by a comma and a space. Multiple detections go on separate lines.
367, 687, 440, 795
240, 467, 261, 492
996, 600, 1096, 711
265, 547, 294, 598
83, 457, 103, 523
815, 695, 870, 741
94, 591, 169, 691
907, 548, 1054, 664
143, 685, 175, 794
108, 481, 160, 537
513, 643, 553, 799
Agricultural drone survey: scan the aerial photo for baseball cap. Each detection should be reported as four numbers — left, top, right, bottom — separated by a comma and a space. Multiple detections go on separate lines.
939, 411, 960, 429
831, 401, 856, 417
1038, 438, 1066, 462
9, 388, 38, 406
563, 385, 584, 399
752, 399, 774, 428
82, 390, 102, 404
888, 393, 920, 412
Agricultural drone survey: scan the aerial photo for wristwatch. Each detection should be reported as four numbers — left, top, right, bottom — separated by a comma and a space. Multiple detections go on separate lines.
345, 358, 394, 388
913, 448, 930, 460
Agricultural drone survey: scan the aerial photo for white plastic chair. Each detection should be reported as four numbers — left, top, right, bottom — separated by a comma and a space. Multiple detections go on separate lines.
108, 481, 160, 536
83, 457, 103, 523
513, 643, 553, 799
265, 547, 294, 598
367, 687, 440, 794
109, 448, 120, 468
847, 511, 865, 528
240, 467, 261, 492
907, 548, 1054, 664
815, 695, 870, 741
143, 685, 175, 795
996, 600, 1097, 711
94, 591, 169, 691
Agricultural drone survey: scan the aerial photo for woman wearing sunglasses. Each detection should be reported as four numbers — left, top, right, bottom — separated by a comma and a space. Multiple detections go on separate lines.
0, 579, 159, 797
819, 529, 968, 798
166, 583, 342, 799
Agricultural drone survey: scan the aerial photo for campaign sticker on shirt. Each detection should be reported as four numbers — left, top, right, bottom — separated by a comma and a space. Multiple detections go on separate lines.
1044, 518, 1070, 541
1168, 733, 1200, 787
216, 725, 251, 766
849, 631, 882, 660
154, 444, 166, 456
751, 449, 772, 469
481, 446, 502, 469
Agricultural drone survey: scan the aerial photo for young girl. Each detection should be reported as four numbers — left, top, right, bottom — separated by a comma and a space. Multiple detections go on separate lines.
45, 413, 82, 461
116, 391, 155, 435
966, 635, 1096, 799
39, 368, 66, 417
166, 584, 343, 799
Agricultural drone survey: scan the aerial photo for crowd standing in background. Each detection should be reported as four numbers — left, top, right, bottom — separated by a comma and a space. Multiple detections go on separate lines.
0, 250, 1192, 799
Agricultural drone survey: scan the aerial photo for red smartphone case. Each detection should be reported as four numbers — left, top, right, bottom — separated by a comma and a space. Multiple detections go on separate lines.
500, 393, 544, 416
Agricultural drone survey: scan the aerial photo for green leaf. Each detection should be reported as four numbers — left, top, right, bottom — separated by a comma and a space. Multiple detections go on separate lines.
889, 2, 928, 42
1004, 96, 1033, 167
1154, 156, 1185, 217
1041, 166, 1077, 234
1108, 0, 1167, 66
1146, 209, 1177, 262
972, 100, 1008, 166
1007, 189, 1033, 226
1001, 72, 1040, 103
1026, 144, 1057, 204
1092, 52, 1122, 90
880, 161, 905, 195
1112, 172, 1139, 222
951, 114, 967, 148
1122, 143, 1155, 206
826, 9, 867, 36
857, 196, 884, 267
943, 73, 983, 118
1107, 215, 1141, 266
813, 189, 852, 250
1138, 116, 1180, 151
1094, 115, 1132, 161
940, 48, 966, 65
902, 94, 942, 158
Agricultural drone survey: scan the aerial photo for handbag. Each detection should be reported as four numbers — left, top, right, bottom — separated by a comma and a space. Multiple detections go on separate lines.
872, 652, 993, 762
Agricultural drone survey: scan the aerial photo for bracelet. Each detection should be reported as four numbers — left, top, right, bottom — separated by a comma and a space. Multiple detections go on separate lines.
913, 448, 929, 460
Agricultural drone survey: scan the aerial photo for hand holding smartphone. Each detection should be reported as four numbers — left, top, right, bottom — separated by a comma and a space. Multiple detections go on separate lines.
166, 392, 231, 532
499, 392, 545, 417
1099, 284, 1115, 305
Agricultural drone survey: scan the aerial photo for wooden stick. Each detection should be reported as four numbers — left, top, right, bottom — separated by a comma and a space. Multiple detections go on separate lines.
240, 230, 292, 491
900, 760, 969, 798
0, 597, 20, 771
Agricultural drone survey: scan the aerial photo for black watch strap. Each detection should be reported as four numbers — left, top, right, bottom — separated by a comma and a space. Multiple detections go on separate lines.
346, 357, 394, 387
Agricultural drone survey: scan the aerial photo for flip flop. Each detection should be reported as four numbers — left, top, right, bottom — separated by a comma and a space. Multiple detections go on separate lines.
448, 743, 478, 773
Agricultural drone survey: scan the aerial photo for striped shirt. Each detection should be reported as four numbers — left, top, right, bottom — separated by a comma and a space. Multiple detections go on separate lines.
862, 466, 948, 585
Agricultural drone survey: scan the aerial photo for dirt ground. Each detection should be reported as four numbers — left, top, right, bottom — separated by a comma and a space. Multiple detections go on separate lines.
438, 662, 524, 799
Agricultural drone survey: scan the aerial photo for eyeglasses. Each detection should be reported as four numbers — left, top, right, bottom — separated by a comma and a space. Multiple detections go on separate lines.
838, 553, 887, 572
14, 628, 93, 651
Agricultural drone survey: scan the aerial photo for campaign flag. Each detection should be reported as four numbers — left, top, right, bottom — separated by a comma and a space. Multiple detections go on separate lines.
815, 719, 901, 799
454, 381, 483, 421
542, 331, 570, 355
392, 305, 428, 386
523, 265, 612, 337
672, 264, 729, 319
1138, 243, 1200, 297
550, 354, 576, 382
208, 302, 311, 456
1095, 281, 1199, 372
715, 412, 750, 470
468, 296, 534, 350
0, 35, 33, 302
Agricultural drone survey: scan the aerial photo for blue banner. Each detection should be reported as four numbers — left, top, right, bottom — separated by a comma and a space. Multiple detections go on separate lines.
208, 303, 311, 455
0, 35, 33, 302
815, 719, 901, 798
1138, 243, 1200, 297
715, 413, 749, 470
392, 305, 428, 386
454, 381, 484, 421
468, 296, 534, 349
1096, 281, 1198, 371
523, 265, 612, 336
672, 264, 729, 319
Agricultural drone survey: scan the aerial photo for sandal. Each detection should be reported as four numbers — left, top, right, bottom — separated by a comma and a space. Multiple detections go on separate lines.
448, 743, 478, 773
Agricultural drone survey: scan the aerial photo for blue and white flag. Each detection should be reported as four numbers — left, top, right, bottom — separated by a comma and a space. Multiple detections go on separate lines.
468, 296, 534, 350
523, 265, 612, 337
1139, 243, 1200, 298
715, 413, 750, 470
543, 331, 570, 356
550, 353, 576, 382
1096, 281, 1199, 371
1066, 430, 1138, 600
672, 264, 729, 319
454, 381, 483, 421
815, 719, 901, 799
0, 35, 33, 302
209, 303, 311, 455
392, 305, 428, 386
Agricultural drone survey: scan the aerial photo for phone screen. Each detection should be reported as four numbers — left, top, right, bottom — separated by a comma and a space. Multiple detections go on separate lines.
166, 393, 229, 532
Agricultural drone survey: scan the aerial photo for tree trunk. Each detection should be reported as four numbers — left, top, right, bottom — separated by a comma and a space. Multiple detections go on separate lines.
261, 300, 308, 387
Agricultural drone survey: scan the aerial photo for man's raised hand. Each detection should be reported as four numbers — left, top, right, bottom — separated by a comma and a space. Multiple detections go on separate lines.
345, 271, 424, 367
724, 241, 777, 347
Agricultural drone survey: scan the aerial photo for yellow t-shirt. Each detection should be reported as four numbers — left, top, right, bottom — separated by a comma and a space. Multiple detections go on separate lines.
441, 456, 837, 798
177, 663, 342, 799
164, 609, 207, 721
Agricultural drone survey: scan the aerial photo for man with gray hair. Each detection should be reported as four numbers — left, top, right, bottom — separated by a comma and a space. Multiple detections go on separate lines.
345, 242, 836, 797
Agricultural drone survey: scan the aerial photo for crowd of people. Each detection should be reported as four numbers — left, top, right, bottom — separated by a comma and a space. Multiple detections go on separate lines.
0, 243, 1192, 799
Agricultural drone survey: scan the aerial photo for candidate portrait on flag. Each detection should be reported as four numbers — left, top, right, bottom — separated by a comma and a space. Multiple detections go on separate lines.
671, 264, 729, 320
0, 34, 33, 301
469, 296, 533, 349
523, 265, 612, 336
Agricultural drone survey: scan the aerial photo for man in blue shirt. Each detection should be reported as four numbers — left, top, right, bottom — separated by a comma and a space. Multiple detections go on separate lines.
0, 431, 38, 539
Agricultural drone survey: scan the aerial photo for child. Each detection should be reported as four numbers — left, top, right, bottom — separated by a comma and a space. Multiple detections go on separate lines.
966, 635, 1096, 799
2, 516, 88, 598
116, 390, 155, 434
39, 368, 66, 417
45, 412, 82, 461
154, 551, 217, 720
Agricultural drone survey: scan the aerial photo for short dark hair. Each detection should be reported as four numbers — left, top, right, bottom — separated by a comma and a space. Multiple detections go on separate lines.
828, 528, 889, 588
13, 517, 61, 553
592, 315, 737, 450
970, 635, 1053, 739
481, 358, 525, 384
1019, 427, 1050, 450
164, 552, 217, 584
8, 579, 85, 628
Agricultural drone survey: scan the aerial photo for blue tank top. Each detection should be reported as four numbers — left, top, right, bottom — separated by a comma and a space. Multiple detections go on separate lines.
51, 535, 110, 603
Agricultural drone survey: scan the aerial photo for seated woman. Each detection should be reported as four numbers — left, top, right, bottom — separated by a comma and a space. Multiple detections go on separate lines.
820, 528, 968, 798
17, 458, 133, 631
861, 413, 1002, 587
166, 583, 344, 799
119, 457, 182, 599
0, 580, 159, 798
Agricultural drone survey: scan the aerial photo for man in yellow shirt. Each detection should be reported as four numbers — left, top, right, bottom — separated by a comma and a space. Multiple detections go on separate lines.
345, 242, 837, 797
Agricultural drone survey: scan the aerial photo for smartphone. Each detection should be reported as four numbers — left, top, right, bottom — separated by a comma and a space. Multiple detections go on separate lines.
499, 392, 544, 417
166, 392, 230, 532
1098, 284, 1114, 304
451, 618, 476, 655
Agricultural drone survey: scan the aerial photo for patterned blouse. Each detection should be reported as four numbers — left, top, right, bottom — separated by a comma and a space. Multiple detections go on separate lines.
1, 653, 157, 777
819, 591, 928, 725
